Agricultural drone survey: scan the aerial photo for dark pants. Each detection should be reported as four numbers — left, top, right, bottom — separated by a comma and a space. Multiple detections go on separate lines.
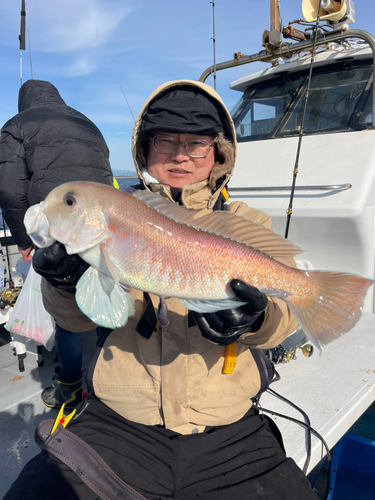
55, 324, 83, 379
4, 398, 319, 500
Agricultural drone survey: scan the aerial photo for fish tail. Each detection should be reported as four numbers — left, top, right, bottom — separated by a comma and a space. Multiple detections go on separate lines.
286, 271, 374, 349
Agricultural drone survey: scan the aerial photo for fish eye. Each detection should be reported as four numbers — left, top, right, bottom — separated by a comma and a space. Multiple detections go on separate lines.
63, 192, 77, 207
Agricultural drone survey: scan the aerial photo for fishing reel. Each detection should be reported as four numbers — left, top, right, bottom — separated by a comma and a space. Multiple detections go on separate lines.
0, 287, 22, 308
263, 343, 314, 364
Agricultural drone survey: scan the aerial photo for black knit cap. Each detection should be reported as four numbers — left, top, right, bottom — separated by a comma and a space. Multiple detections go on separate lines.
140, 85, 230, 138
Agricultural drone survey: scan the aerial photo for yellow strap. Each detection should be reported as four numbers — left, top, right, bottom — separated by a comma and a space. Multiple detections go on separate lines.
113, 177, 120, 189
223, 343, 237, 374
220, 187, 229, 202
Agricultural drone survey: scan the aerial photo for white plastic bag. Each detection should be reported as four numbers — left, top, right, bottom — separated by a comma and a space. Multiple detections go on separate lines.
5, 265, 56, 351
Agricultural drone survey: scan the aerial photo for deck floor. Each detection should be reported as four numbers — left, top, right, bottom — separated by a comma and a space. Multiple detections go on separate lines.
0, 326, 97, 496
0, 325, 374, 499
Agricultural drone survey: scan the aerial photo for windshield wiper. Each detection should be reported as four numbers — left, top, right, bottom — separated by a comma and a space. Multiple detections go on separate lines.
270, 76, 306, 137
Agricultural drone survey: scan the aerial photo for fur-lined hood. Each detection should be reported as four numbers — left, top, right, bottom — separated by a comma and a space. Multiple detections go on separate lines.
131, 80, 237, 208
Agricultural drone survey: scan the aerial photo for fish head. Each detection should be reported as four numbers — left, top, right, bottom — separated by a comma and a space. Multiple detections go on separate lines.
24, 181, 111, 254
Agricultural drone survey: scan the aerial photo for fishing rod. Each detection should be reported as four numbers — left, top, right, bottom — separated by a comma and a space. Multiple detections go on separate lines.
119, 85, 135, 123
2, 218, 14, 289
284, 0, 324, 239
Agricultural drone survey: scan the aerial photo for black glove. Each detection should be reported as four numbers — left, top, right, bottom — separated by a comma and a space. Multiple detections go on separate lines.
191, 280, 268, 346
32, 241, 89, 293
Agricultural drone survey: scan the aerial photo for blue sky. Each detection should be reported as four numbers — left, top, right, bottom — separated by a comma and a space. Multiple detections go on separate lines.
0, 0, 373, 173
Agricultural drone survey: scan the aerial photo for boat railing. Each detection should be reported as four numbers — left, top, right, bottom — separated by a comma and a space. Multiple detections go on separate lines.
228, 183, 352, 193
199, 29, 375, 128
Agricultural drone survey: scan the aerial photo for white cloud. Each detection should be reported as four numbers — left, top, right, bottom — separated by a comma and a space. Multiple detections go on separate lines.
29, 0, 133, 53
65, 56, 97, 77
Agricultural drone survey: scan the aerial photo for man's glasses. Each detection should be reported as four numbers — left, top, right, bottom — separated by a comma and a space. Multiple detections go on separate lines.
150, 135, 216, 158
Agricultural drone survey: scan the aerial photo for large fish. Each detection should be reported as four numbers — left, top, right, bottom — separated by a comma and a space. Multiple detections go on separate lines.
24, 181, 373, 349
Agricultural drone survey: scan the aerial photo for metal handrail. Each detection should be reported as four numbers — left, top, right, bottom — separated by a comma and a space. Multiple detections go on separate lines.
199, 29, 375, 128
228, 183, 352, 192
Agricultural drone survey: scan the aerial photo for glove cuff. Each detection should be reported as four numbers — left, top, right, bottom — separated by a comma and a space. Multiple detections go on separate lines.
248, 311, 265, 333
201, 329, 244, 346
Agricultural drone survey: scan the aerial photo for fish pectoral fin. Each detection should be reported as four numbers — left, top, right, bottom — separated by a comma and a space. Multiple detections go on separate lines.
122, 284, 136, 318
100, 238, 120, 282
75, 267, 135, 329
179, 298, 247, 314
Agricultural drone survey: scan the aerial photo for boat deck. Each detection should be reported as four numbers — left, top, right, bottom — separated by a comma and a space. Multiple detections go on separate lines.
0, 325, 98, 496
0, 315, 374, 499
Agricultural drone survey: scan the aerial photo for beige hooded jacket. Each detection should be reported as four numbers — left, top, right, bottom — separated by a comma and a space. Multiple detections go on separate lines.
89, 80, 299, 434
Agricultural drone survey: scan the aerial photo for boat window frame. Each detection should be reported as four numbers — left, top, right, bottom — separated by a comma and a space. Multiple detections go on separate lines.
231, 59, 374, 143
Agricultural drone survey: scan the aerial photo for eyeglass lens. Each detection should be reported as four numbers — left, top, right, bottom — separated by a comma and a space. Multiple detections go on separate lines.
153, 136, 213, 158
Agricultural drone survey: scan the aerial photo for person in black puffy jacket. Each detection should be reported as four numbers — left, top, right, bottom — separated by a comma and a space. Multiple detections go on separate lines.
0, 79, 113, 258
0, 79, 114, 409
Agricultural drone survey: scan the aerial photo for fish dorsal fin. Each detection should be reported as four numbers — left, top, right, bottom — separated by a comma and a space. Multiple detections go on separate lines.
133, 190, 301, 260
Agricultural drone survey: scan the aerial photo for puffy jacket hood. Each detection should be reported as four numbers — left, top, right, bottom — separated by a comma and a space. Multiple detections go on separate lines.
132, 80, 237, 207
18, 80, 66, 113
17, 79, 95, 124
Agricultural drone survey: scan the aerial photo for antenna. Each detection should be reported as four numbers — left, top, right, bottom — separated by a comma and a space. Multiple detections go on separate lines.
19, 0, 26, 50
19, 0, 26, 87
19, 0, 33, 84
210, 1, 217, 90
26, 0, 33, 79
120, 85, 135, 122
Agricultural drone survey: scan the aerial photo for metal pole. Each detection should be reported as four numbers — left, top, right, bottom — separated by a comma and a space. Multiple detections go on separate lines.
19, 0, 26, 86
210, 1, 217, 90
19, 0, 26, 50
269, 0, 282, 47
26, 0, 33, 79
20, 51, 22, 87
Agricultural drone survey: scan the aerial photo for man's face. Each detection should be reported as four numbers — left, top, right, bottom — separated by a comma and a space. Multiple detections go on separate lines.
146, 131, 216, 189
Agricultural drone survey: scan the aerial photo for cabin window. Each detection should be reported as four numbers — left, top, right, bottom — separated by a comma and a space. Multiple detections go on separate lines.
232, 60, 373, 142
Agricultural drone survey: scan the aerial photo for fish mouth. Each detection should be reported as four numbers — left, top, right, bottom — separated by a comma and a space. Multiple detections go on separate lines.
24, 202, 56, 248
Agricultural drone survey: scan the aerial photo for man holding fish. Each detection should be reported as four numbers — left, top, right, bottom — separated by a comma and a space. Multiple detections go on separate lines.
7, 80, 367, 498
